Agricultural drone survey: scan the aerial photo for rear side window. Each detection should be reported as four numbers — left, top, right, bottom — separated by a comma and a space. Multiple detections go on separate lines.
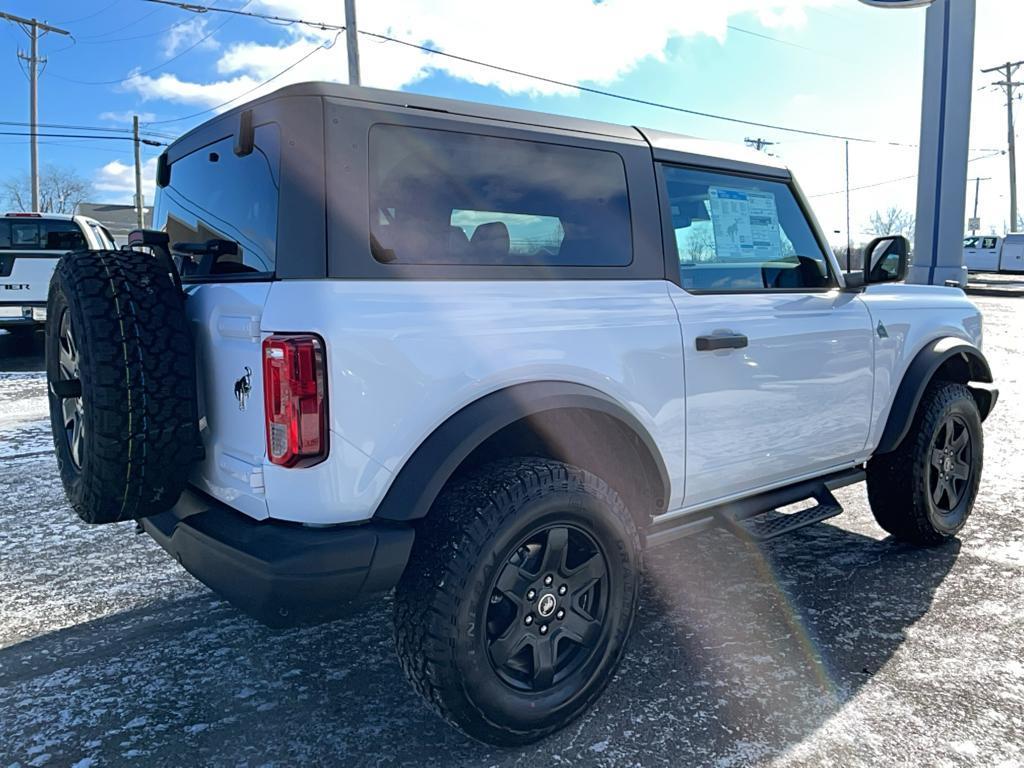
153, 123, 280, 276
368, 125, 632, 267
660, 165, 832, 292
0, 218, 87, 251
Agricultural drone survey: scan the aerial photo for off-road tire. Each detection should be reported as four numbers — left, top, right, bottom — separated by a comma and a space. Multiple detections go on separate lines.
867, 381, 983, 546
45, 249, 202, 524
394, 458, 642, 746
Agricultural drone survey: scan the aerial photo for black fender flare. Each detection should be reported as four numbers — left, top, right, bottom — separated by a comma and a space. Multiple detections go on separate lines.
372, 381, 670, 522
876, 337, 995, 454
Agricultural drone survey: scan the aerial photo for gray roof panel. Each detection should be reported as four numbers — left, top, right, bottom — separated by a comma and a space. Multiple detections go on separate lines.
167, 81, 791, 173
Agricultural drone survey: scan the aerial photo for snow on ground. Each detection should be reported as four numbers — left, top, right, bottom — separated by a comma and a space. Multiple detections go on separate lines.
0, 298, 1021, 767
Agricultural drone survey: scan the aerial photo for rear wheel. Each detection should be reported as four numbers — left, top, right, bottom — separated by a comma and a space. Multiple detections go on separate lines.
394, 458, 641, 745
867, 381, 983, 546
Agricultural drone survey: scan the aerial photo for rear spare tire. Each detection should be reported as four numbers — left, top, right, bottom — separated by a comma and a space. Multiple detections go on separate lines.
45, 249, 202, 524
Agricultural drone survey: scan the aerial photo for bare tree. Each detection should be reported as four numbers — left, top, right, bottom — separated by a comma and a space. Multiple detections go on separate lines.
869, 206, 915, 240
2, 165, 92, 214
684, 227, 717, 263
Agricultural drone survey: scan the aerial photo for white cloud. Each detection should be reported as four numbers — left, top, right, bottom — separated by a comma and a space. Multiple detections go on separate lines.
162, 16, 219, 58
121, 0, 841, 107
94, 157, 158, 206
98, 110, 157, 124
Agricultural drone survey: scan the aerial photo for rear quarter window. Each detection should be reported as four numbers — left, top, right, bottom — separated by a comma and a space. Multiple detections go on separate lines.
368, 125, 632, 267
153, 123, 280, 276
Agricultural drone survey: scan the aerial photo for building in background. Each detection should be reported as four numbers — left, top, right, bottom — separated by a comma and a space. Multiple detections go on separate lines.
73, 203, 151, 244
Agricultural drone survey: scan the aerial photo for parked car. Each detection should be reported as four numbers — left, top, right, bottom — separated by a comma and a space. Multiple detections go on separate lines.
0, 212, 115, 337
45, 83, 997, 746
963, 232, 1024, 273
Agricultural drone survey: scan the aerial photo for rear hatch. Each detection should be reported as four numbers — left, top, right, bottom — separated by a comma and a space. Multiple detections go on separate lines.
1, 217, 89, 318
152, 122, 283, 520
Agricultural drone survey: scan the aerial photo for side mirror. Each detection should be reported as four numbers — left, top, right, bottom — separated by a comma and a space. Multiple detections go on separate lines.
864, 235, 909, 284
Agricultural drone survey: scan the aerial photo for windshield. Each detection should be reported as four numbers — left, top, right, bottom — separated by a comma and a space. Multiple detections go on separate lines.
152, 123, 280, 277
0, 218, 87, 251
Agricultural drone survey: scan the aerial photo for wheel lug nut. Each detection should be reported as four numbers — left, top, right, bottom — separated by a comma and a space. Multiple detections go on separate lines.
526, 589, 536, 601
525, 614, 533, 625
544, 575, 553, 586
556, 609, 565, 620
539, 624, 548, 635
558, 584, 567, 596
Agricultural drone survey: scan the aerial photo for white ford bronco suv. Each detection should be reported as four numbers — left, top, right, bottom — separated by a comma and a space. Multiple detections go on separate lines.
1, 212, 114, 338
45, 83, 998, 746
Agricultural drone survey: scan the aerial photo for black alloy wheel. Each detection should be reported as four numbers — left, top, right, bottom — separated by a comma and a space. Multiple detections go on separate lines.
486, 523, 610, 692
928, 414, 973, 513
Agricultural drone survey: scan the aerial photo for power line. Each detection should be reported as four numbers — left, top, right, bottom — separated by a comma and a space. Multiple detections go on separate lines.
142, 31, 342, 125
74, 5, 162, 41
51, 1, 249, 86
0, 130, 166, 146
725, 24, 844, 60
141, 0, 343, 31
143, 0, 997, 150
0, 120, 176, 140
808, 152, 1003, 198
54, 0, 123, 26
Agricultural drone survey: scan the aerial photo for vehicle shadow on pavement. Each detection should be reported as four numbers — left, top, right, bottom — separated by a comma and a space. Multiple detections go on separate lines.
0, 329, 45, 372
0, 520, 958, 767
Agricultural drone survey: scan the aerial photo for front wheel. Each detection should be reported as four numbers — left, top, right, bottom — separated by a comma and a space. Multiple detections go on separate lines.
394, 458, 642, 746
867, 381, 983, 546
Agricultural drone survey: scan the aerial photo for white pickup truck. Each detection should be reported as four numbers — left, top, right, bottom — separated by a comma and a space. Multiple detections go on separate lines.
0, 212, 114, 336
45, 83, 998, 746
963, 233, 1024, 273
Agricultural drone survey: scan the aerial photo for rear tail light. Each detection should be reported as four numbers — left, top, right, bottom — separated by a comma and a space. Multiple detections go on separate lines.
262, 334, 328, 468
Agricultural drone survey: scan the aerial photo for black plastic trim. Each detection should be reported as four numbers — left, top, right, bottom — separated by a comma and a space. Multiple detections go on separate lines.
647, 467, 864, 548
876, 337, 994, 454
141, 486, 414, 627
372, 381, 671, 523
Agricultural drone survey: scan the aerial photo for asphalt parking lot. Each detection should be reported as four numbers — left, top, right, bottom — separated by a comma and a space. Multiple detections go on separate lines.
1, 295, 1022, 768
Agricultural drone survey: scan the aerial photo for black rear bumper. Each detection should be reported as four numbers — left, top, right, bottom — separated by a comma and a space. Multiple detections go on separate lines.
141, 487, 414, 627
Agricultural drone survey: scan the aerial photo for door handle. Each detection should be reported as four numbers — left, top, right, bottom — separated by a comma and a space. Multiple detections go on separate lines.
695, 333, 748, 352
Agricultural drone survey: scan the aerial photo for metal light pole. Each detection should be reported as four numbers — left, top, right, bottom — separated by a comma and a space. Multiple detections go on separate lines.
0, 12, 70, 212
845, 140, 852, 270
344, 0, 360, 86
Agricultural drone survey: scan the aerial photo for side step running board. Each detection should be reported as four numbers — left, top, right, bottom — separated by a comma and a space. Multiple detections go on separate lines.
646, 467, 864, 548
716, 487, 843, 542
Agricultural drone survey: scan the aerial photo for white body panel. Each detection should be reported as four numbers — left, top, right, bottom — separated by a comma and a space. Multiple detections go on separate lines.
186, 275, 986, 527
999, 235, 1024, 273
185, 282, 272, 520
258, 280, 686, 524
857, 283, 984, 450
669, 287, 874, 508
0, 255, 61, 307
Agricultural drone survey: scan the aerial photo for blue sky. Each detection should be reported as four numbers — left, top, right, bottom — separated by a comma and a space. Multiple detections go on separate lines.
0, 0, 1019, 244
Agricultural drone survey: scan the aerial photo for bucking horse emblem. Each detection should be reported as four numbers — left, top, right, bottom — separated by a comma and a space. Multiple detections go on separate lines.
234, 366, 253, 411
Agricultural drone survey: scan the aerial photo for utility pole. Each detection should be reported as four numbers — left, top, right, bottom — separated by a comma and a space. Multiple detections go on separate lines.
982, 60, 1024, 233
744, 137, 776, 154
132, 115, 144, 230
0, 12, 70, 212
344, 0, 360, 86
969, 176, 990, 235
845, 140, 852, 271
